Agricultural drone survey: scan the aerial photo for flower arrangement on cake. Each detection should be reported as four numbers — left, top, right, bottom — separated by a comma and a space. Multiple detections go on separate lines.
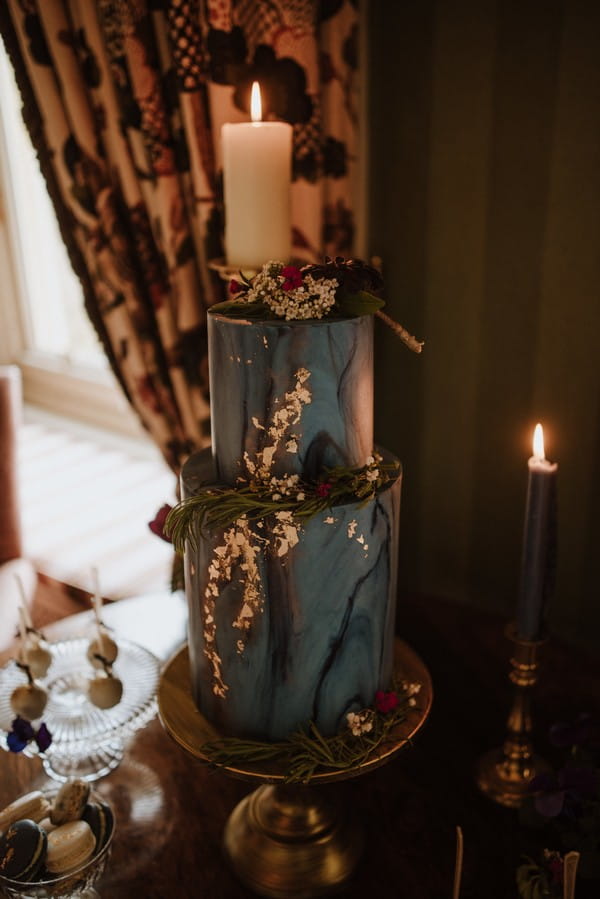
212, 256, 424, 353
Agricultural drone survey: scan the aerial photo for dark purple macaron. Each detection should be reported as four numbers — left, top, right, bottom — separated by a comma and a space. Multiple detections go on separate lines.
81, 801, 114, 851
0, 819, 47, 882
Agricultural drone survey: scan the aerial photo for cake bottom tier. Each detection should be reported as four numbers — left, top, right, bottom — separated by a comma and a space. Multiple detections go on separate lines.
181, 449, 402, 741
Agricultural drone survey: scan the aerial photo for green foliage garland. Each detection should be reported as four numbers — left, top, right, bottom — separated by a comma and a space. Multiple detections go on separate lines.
165, 458, 400, 554
199, 688, 417, 784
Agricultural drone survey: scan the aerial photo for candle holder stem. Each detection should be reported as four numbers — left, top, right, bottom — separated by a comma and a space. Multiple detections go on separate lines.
477, 624, 549, 808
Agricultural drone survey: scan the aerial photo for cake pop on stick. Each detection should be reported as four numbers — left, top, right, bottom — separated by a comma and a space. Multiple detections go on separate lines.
87, 670, 123, 709
14, 575, 46, 644
86, 568, 118, 669
17, 606, 52, 679
14, 576, 52, 678
17, 580, 34, 631
10, 615, 47, 721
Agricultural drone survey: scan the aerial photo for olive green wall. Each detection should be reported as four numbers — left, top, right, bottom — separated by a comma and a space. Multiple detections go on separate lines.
367, 1, 600, 646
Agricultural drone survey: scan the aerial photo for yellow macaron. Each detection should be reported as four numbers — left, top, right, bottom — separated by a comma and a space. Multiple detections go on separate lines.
0, 791, 51, 834
45, 820, 96, 874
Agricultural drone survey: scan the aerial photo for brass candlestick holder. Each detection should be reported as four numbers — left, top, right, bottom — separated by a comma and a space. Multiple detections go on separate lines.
477, 623, 549, 808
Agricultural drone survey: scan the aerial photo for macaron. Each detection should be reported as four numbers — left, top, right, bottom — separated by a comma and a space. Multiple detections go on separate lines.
38, 817, 58, 835
0, 819, 47, 881
0, 790, 51, 833
81, 801, 114, 851
45, 820, 96, 874
50, 780, 90, 826
88, 674, 123, 709
10, 684, 47, 721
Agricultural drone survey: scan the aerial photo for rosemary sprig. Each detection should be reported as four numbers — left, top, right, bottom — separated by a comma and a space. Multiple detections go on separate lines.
199, 690, 416, 784
165, 458, 400, 554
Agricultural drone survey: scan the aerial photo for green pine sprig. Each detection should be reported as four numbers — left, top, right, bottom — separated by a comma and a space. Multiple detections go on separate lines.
200, 690, 415, 784
164, 459, 400, 553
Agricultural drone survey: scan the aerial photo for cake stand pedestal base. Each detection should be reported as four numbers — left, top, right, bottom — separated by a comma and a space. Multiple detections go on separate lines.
224, 783, 362, 898
158, 640, 432, 898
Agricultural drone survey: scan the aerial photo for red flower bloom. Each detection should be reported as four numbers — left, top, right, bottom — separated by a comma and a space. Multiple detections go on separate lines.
316, 482, 332, 498
547, 855, 564, 886
375, 690, 399, 714
229, 279, 242, 294
149, 504, 174, 543
281, 265, 303, 291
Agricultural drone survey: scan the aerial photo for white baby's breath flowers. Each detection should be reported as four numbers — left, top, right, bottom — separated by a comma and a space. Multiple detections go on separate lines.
346, 710, 375, 736
365, 451, 383, 483
400, 680, 422, 707
244, 263, 338, 321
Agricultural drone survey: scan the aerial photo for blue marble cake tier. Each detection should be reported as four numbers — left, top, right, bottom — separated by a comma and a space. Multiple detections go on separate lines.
181, 448, 402, 741
208, 313, 373, 486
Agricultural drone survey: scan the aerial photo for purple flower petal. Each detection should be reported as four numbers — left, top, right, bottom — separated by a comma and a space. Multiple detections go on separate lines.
559, 765, 598, 797
530, 771, 558, 793
148, 504, 173, 543
549, 714, 600, 749
11, 716, 35, 742
550, 716, 590, 748
6, 731, 28, 753
534, 790, 566, 817
35, 723, 52, 752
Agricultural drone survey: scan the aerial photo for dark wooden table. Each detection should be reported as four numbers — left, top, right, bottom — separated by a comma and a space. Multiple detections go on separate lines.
1, 591, 598, 898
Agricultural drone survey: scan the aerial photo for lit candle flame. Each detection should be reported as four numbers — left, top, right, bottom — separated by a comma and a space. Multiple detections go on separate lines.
533, 423, 545, 460
250, 81, 262, 123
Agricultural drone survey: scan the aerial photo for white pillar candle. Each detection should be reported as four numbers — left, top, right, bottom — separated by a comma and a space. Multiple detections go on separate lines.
222, 81, 292, 271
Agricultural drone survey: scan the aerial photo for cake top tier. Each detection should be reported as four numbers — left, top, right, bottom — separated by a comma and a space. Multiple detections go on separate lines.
206, 258, 422, 486
208, 314, 374, 485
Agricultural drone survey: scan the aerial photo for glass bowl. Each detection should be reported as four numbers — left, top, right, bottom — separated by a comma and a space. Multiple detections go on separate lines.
0, 790, 114, 898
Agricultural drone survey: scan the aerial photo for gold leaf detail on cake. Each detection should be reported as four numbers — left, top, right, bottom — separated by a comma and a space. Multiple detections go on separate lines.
202, 517, 266, 697
241, 369, 312, 484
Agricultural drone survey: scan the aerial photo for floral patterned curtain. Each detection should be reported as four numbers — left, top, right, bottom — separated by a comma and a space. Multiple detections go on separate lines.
0, 0, 359, 471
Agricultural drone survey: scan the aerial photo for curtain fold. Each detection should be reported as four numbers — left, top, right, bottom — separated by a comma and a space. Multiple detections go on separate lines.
0, 0, 359, 471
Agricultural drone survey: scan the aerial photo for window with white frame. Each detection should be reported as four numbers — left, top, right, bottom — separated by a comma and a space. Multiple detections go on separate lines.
0, 40, 143, 438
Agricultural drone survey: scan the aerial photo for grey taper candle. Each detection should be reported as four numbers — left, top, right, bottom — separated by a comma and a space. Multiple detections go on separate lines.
516, 424, 558, 640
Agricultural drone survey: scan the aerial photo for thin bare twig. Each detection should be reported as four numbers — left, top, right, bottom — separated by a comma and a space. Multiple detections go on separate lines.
452, 826, 464, 899
375, 309, 424, 353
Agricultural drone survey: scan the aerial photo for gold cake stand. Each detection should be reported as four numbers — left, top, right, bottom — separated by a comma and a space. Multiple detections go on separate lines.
158, 640, 432, 898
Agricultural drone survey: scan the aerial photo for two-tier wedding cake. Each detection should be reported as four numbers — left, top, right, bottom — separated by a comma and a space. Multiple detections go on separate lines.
171, 259, 411, 744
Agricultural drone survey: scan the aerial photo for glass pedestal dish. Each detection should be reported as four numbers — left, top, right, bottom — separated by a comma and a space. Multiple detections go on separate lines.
0, 638, 160, 782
